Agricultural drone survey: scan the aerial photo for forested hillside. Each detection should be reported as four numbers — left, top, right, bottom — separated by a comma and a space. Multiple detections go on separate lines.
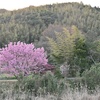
0, 2, 100, 77
0, 2, 100, 47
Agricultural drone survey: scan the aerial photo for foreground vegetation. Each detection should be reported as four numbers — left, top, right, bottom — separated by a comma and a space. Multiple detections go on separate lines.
0, 81, 100, 100
0, 71, 100, 100
1, 90, 100, 100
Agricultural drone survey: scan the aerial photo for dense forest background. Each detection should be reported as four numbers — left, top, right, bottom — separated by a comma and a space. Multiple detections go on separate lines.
0, 2, 100, 46
0, 2, 100, 77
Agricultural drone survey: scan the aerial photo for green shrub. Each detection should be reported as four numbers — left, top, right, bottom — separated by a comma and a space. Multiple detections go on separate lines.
15, 71, 68, 95
82, 63, 100, 90
66, 77, 84, 90
54, 67, 64, 79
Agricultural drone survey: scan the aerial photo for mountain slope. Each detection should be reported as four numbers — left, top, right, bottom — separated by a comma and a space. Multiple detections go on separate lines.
0, 2, 100, 47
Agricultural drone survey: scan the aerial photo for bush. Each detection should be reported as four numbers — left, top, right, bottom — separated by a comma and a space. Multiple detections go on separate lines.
15, 71, 68, 95
82, 63, 100, 90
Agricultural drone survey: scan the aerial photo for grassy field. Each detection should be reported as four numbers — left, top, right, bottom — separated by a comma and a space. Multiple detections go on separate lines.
0, 73, 99, 100
0, 80, 100, 100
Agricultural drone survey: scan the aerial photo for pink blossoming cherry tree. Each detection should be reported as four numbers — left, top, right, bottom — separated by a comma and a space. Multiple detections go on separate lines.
0, 41, 48, 78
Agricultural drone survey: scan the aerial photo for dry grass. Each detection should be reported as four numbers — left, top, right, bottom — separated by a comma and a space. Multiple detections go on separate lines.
0, 88, 100, 100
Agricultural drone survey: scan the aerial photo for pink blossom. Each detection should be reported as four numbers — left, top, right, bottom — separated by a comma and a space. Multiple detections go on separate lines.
0, 41, 48, 77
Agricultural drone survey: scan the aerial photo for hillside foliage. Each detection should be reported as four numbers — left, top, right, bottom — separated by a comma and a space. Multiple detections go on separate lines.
0, 2, 100, 47
0, 2, 100, 77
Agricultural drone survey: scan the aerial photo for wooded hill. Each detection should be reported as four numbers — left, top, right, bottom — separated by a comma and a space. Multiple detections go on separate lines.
0, 2, 100, 47
0, 2, 100, 77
